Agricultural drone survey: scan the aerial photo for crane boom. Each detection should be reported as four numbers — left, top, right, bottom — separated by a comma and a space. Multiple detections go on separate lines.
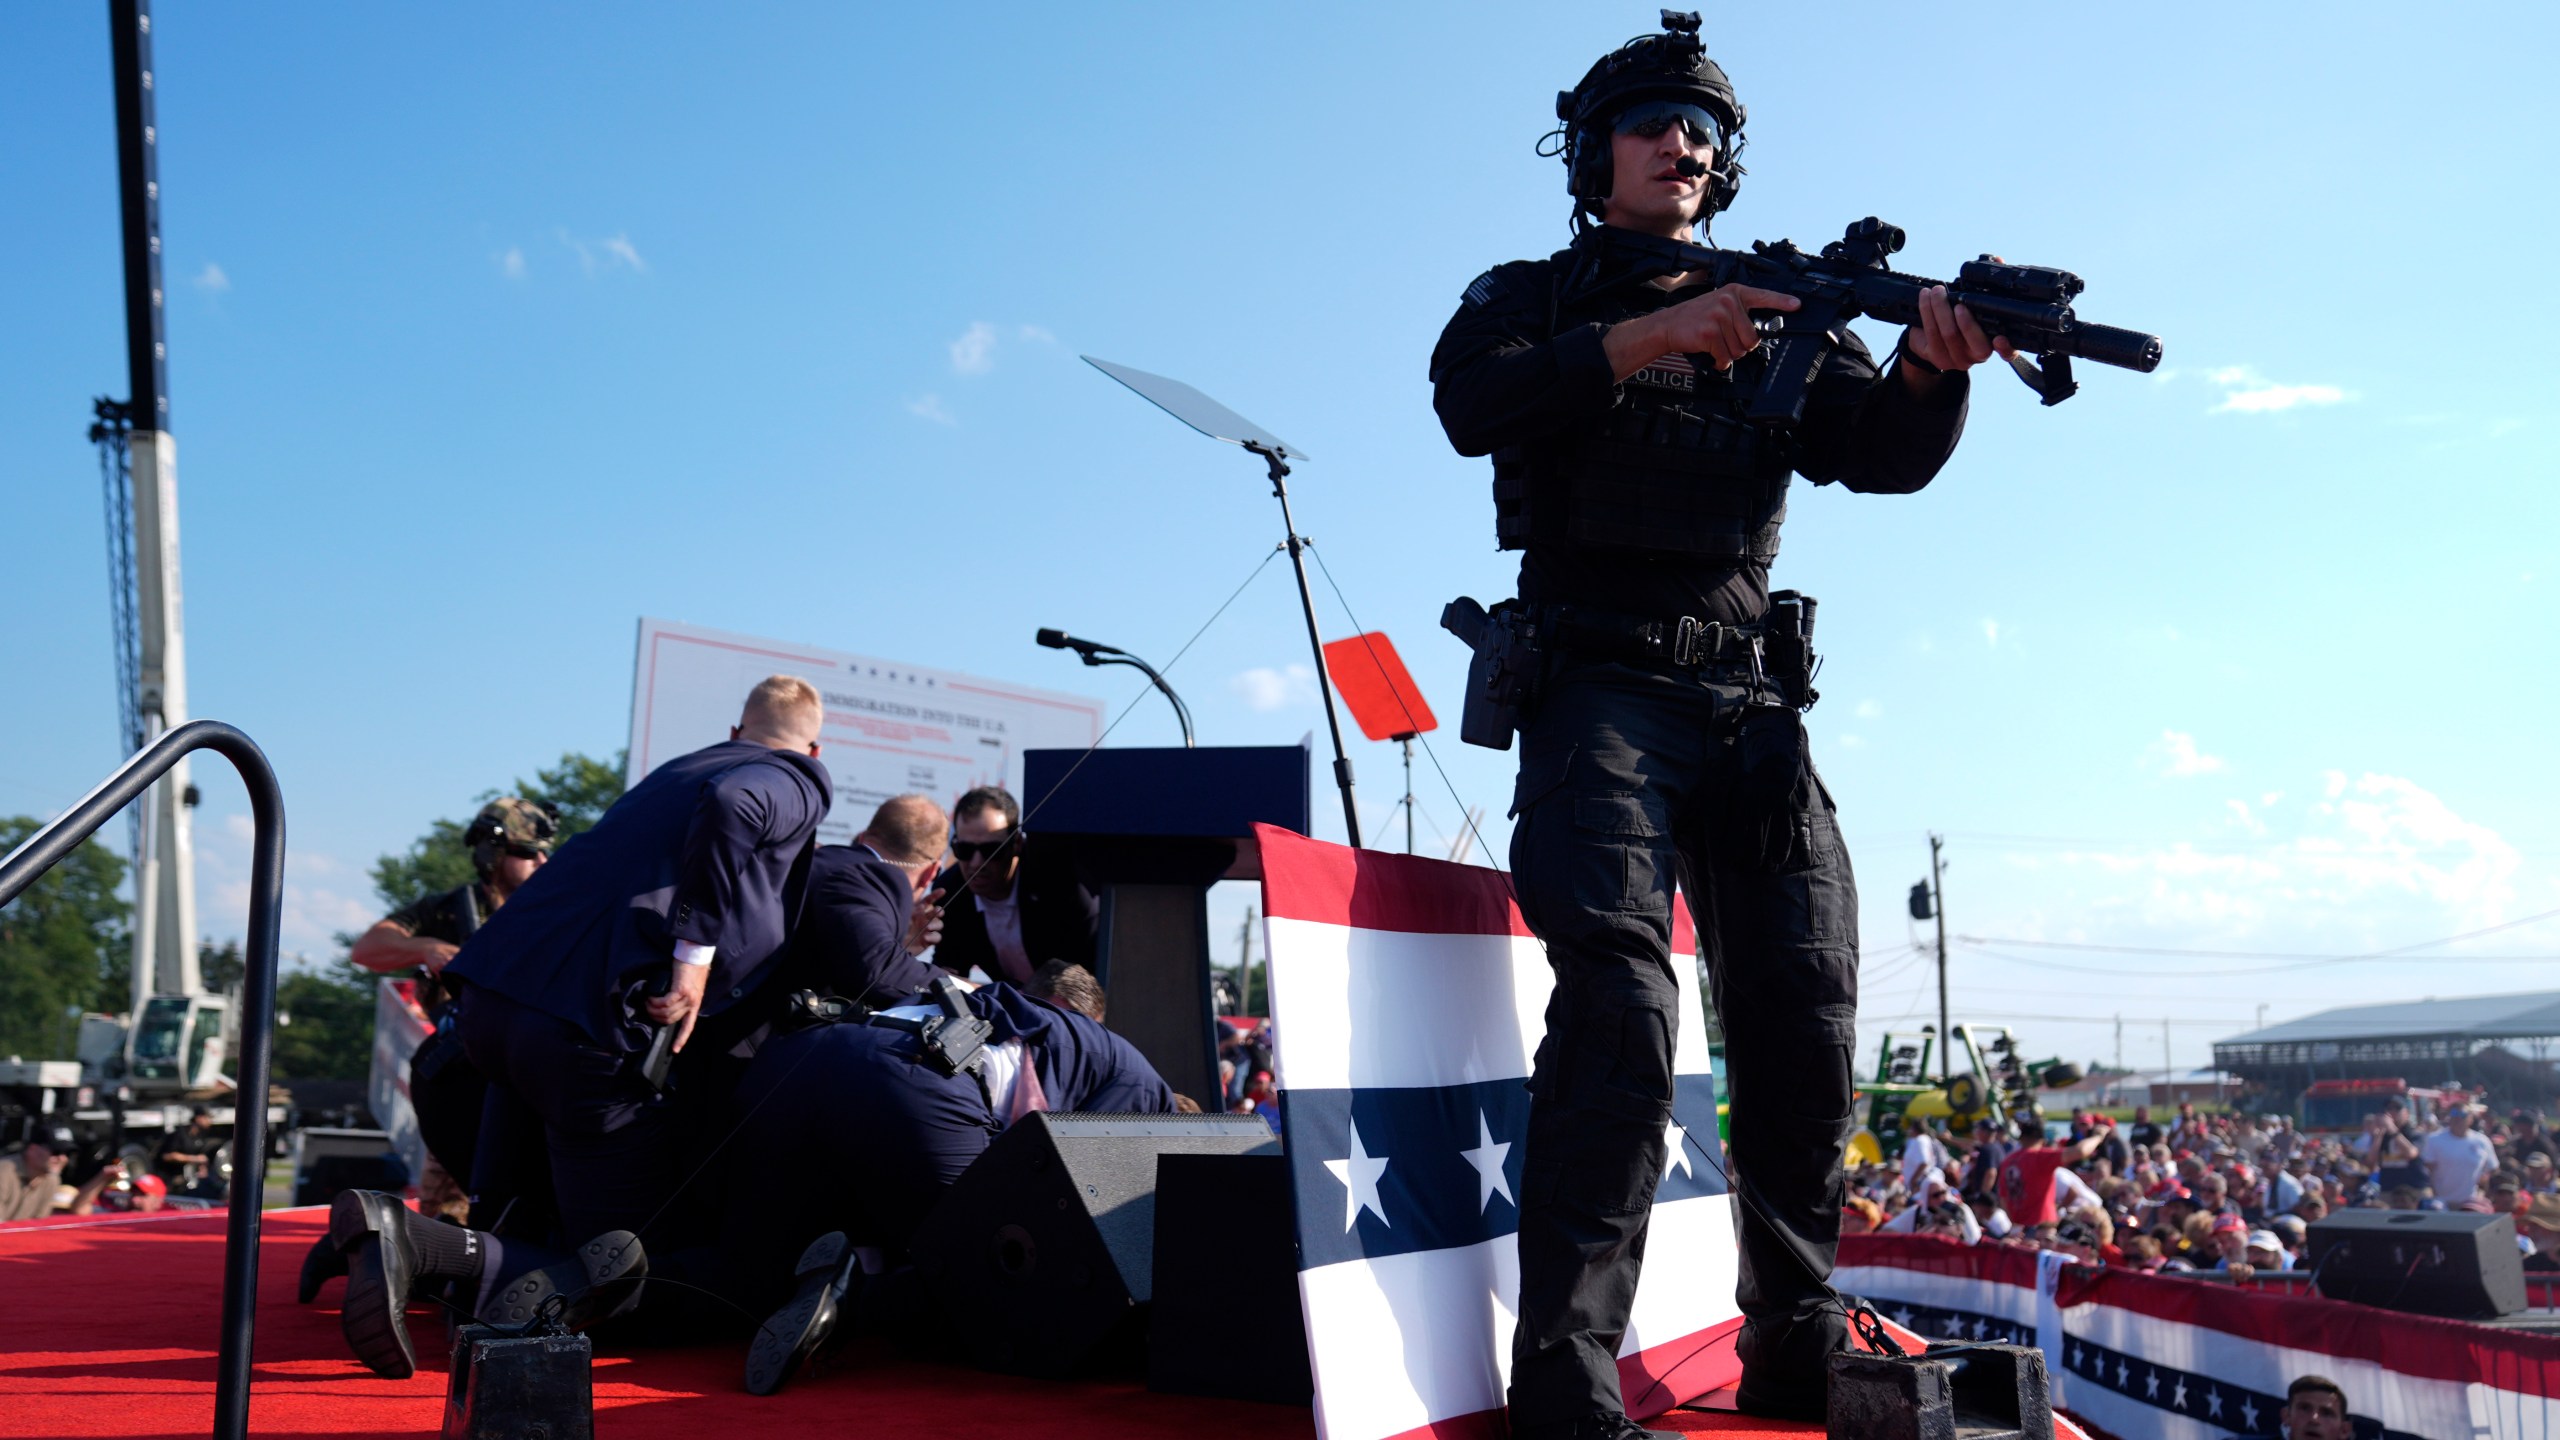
109, 0, 201, 1006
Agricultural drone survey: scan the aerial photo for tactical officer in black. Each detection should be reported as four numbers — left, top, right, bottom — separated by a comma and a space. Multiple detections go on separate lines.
1431, 15, 2010, 1431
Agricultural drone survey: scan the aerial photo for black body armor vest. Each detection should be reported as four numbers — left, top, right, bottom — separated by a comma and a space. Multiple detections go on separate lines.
1492, 262, 1792, 564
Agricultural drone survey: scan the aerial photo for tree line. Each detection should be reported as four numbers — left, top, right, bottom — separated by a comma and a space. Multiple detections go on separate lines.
0, 751, 623, 1079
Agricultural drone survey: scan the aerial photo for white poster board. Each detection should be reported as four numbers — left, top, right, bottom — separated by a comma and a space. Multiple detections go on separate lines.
626, 617, 1105, 844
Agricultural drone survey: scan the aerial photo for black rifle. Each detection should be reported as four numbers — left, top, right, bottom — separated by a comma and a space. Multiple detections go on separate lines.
1591, 218, 2162, 418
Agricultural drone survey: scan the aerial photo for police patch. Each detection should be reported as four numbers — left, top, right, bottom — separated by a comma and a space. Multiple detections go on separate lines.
1627, 351, 1698, 393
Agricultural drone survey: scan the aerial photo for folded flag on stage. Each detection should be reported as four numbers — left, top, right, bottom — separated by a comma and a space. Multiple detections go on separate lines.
1256, 824, 1740, 1440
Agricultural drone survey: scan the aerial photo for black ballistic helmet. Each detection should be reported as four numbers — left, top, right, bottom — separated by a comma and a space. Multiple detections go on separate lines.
1549, 10, 1747, 232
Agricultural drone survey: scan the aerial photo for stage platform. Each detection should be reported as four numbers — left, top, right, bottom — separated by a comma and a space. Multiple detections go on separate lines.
0, 1206, 1926, 1438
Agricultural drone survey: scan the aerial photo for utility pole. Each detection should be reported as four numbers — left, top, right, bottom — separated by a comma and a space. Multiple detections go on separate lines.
1930, 833, 1950, 1084
103, 0, 201, 1012
2162, 1019, 2173, 1095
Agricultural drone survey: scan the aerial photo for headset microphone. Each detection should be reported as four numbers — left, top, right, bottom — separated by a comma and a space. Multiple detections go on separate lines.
1674, 155, 1710, 178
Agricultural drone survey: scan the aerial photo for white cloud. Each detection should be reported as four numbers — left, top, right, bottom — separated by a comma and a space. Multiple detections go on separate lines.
1016, 324, 1057, 344
2150, 730, 2226, 778
1231, 664, 1317, 712
195, 821, 379, 959
1855, 699, 1882, 720
2016, 770, 2523, 943
498, 246, 527, 279
191, 262, 229, 293
949, 321, 999, 376
2205, 365, 2350, 415
558, 229, 646, 277
1836, 734, 1865, 749
905, 393, 956, 426
1981, 618, 2001, 647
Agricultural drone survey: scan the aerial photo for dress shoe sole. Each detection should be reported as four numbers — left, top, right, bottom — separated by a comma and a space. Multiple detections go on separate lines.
744, 1232, 850, 1397
482, 1231, 648, 1332
338, 1213, 419, 1379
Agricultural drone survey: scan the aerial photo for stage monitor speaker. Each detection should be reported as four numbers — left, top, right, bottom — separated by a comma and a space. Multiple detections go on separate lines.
1147, 1152, 1312, 1405
2306, 1208, 2526, 1318
910, 1112, 1279, 1378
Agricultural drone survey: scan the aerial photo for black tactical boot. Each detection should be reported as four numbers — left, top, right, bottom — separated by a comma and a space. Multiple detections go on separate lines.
744, 1232, 859, 1397
479, 1230, 649, 1332
1730, 1308, 1852, 1422
334, 1190, 422, 1379
1510, 1415, 1678, 1440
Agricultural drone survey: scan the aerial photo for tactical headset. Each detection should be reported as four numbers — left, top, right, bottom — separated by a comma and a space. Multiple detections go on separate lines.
1546, 11, 1748, 233
463, 798, 560, 875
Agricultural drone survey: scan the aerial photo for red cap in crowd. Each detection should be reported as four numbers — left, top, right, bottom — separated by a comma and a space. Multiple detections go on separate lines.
2211, 1212, 2247, 1235
133, 1174, 167, 1197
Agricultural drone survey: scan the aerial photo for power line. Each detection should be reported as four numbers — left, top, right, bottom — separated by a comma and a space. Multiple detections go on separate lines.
1951, 904, 2560, 974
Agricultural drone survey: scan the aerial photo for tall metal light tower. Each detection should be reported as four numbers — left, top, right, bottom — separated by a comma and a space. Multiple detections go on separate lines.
97, 0, 202, 1010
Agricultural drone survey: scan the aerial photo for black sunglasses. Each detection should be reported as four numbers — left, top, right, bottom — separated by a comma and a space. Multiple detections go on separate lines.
1614, 100, 1720, 150
949, 838, 1015, 862
501, 842, 550, 860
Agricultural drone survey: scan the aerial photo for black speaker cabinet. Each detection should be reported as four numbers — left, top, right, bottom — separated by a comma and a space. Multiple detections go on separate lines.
910, 1112, 1278, 1377
2307, 1208, 2526, 1318
1147, 1152, 1312, 1405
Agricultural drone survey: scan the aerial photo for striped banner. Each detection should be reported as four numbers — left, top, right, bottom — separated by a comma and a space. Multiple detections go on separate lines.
1839, 1233, 2560, 1439
1257, 825, 1736, 1440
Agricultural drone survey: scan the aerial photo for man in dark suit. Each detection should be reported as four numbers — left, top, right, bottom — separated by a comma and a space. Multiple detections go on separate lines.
325, 674, 835, 1379
926, 785, 1098, 984
733, 969, 1178, 1394
782, 793, 949, 1006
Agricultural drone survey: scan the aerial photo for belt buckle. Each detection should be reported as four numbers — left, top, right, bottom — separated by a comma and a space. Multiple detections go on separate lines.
1671, 616, 1709, 667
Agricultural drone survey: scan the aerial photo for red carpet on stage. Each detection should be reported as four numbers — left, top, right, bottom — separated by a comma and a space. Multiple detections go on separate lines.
0, 1207, 1859, 1438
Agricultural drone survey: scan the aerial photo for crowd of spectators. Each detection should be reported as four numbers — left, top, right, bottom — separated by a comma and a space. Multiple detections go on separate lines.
1218, 1018, 1282, 1133
1845, 1096, 2560, 1281
1, 1119, 214, 1221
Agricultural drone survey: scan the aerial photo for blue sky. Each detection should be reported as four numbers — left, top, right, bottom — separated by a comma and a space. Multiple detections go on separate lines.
5, 4, 2554, 1072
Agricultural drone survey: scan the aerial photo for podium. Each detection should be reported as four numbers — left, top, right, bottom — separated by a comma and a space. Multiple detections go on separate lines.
1023, 745, 1310, 1107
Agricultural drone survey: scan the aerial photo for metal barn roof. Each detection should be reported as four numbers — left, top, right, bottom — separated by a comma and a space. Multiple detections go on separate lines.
2218, 991, 2560, 1047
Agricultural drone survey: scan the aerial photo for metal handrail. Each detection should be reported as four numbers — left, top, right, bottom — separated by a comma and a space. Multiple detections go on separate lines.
0, 720, 283, 1440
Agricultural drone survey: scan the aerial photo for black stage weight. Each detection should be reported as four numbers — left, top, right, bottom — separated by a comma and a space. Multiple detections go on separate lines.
1828, 1343, 2055, 1440
442, 1321, 593, 1440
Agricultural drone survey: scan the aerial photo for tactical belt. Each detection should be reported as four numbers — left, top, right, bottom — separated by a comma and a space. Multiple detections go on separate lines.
1538, 603, 1764, 672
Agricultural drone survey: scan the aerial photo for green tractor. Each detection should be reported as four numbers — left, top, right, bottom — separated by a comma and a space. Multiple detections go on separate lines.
1847, 1024, 2084, 1166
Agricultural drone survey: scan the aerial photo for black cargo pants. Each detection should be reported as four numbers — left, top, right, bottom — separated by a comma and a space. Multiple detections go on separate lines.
1504, 657, 1859, 1430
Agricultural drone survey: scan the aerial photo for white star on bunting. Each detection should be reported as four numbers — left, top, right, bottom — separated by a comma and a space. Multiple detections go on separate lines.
1459, 1111, 1514, 1213
2171, 1378, 2189, 1409
1323, 1122, 1392, 1232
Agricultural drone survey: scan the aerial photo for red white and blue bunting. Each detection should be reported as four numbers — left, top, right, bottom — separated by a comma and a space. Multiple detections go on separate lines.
1839, 1234, 2560, 1439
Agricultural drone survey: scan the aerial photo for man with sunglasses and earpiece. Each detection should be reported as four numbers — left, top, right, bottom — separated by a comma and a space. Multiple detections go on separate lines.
923, 786, 1098, 986
1431, 13, 2007, 1432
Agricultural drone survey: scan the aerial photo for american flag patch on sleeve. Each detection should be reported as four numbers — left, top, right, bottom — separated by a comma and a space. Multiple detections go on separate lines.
1461, 271, 1498, 308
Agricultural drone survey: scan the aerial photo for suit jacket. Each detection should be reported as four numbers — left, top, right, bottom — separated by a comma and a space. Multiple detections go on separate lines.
447, 739, 833, 1050
931, 839, 1099, 984
779, 844, 941, 1007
